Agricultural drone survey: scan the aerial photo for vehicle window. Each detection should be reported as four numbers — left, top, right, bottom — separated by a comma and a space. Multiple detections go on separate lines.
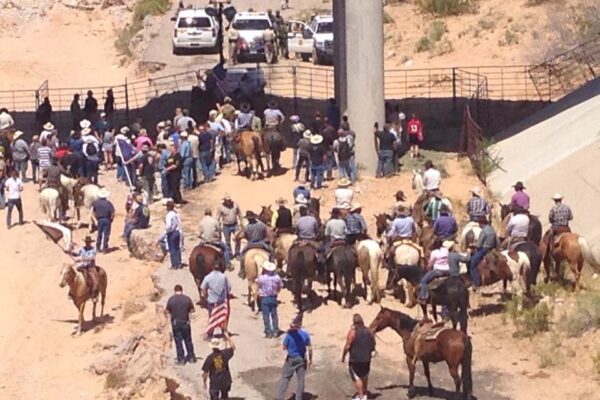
178, 17, 211, 28
316, 22, 333, 33
233, 19, 271, 30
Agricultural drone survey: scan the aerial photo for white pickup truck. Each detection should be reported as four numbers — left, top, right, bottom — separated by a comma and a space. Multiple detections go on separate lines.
287, 15, 334, 65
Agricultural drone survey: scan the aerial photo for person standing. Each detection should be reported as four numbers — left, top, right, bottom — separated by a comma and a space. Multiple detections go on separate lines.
407, 113, 424, 158
188, 128, 200, 188
0, 153, 6, 209
160, 199, 183, 269
275, 315, 313, 400
166, 284, 197, 365
295, 130, 312, 183
202, 333, 236, 400
257, 261, 283, 338
29, 135, 41, 183
179, 131, 194, 190
5, 169, 24, 229
82, 128, 101, 184
200, 265, 232, 338
104, 89, 115, 122
373, 123, 396, 178
510, 181, 530, 212
326, 98, 341, 130
165, 144, 184, 204
92, 188, 115, 252
333, 129, 355, 183
84, 90, 99, 122
342, 314, 376, 400
198, 125, 215, 183
217, 194, 243, 260
11, 131, 30, 182
309, 134, 325, 189
70, 94, 83, 130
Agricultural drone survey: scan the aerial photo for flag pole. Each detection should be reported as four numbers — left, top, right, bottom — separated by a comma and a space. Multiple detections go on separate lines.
116, 140, 135, 190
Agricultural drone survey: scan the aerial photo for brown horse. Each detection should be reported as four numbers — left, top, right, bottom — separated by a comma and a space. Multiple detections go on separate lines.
540, 231, 600, 291
236, 130, 266, 180
288, 243, 320, 311
369, 307, 473, 399
59, 264, 107, 335
189, 243, 226, 303
460, 249, 514, 293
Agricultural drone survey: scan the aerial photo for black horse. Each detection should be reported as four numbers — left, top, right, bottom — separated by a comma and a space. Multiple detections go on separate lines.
325, 244, 357, 308
394, 266, 469, 333
287, 243, 319, 312
263, 127, 286, 174
512, 240, 543, 292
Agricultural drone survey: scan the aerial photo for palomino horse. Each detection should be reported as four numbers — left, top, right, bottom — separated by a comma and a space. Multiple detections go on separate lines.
325, 244, 358, 308
369, 307, 473, 400
59, 264, 107, 335
287, 243, 319, 311
262, 126, 286, 174
356, 239, 383, 304
39, 188, 62, 221
540, 231, 600, 291
274, 233, 297, 272
236, 130, 266, 180
189, 244, 225, 303
243, 248, 270, 312
73, 179, 101, 232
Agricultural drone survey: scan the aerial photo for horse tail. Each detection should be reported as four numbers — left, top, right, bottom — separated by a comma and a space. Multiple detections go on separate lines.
461, 336, 473, 399
252, 135, 261, 162
293, 250, 305, 308
370, 247, 382, 303
578, 236, 600, 272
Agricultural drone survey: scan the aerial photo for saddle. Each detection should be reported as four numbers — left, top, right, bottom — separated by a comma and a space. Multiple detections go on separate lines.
275, 227, 295, 235
201, 242, 223, 255
427, 276, 449, 292
389, 239, 424, 259
326, 239, 348, 259
411, 320, 449, 363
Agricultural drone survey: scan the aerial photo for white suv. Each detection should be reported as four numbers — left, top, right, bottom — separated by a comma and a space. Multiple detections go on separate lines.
172, 8, 218, 55
231, 12, 273, 62
310, 15, 334, 65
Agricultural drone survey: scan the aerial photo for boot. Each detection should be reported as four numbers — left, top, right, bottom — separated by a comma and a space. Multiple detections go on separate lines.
238, 259, 246, 279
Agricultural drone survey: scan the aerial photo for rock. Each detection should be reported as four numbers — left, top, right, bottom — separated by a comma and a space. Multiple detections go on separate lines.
130, 229, 165, 262
89, 353, 118, 375
113, 334, 145, 356
128, 342, 164, 384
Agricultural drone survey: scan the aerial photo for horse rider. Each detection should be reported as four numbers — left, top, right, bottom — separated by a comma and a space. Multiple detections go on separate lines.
418, 238, 451, 305
334, 178, 353, 214
466, 186, 490, 222
345, 203, 368, 246
199, 208, 231, 270
73, 235, 100, 300
264, 101, 285, 131
272, 197, 294, 236
42, 157, 69, 220
422, 160, 441, 193
292, 194, 308, 227
293, 185, 311, 201
432, 204, 457, 241
510, 181, 530, 212
385, 206, 418, 268
546, 193, 573, 250
235, 103, 254, 133
239, 211, 272, 279
505, 206, 529, 249
390, 190, 411, 218
425, 190, 452, 221
217, 194, 243, 262
468, 216, 498, 291
321, 207, 348, 265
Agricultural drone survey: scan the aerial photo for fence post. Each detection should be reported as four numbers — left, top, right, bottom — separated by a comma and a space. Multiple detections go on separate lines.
452, 67, 457, 111
292, 66, 298, 114
125, 79, 130, 125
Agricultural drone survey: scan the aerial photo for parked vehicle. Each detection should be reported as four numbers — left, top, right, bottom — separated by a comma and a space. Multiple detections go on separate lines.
287, 16, 334, 64
287, 20, 314, 62
231, 12, 273, 63
171, 8, 219, 55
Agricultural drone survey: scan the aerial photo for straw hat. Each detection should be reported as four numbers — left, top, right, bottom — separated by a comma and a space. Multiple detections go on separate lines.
470, 187, 482, 196
552, 193, 564, 201
262, 260, 277, 272
337, 178, 351, 188
443, 240, 455, 250
43, 122, 55, 131
303, 129, 312, 139
209, 338, 223, 350
13, 130, 24, 139
310, 134, 323, 145
120, 126, 130, 134
295, 195, 308, 205
223, 193, 232, 201
350, 203, 362, 212
79, 119, 91, 129
244, 210, 257, 219
98, 188, 110, 198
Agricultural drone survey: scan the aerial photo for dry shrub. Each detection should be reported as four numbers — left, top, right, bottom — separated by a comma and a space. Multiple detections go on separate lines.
418, 0, 478, 17
122, 300, 147, 320
557, 291, 600, 337
105, 368, 128, 389
505, 296, 552, 338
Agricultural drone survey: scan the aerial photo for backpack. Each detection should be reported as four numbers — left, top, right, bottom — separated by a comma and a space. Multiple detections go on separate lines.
337, 139, 353, 161
85, 142, 97, 156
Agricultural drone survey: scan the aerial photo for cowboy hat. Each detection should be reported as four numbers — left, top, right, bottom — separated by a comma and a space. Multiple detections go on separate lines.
262, 260, 277, 272
180, 131, 188, 138
337, 178, 351, 188
223, 193, 232, 201
303, 129, 312, 139
98, 188, 110, 198
81, 127, 91, 136
84, 235, 95, 243
208, 109, 218, 118
223, 96, 232, 103
13, 130, 24, 139
79, 119, 91, 129
244, 210, 257, 219
290, 115, 300, 123
350, 203, 362, 212
240, 103, 251, 112
43, 122, 55, 131
120, 126, 130, 134
157, 121, 166, 129
470, 187, 482, 196
162, 198, 174, 206
443, 240, 455, 250
209, 338, 223, 350
275, 197, 287, 205
513, 181, 525, 190
310, 134, 323, 145
552, 193, 564, 201
295, 195, 308, 205
267, 100, 278, 108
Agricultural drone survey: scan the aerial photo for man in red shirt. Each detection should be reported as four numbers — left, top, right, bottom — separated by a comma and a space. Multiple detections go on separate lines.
407, 113, 424, 159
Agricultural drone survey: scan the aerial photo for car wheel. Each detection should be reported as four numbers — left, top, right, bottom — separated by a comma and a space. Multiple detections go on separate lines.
173, 46, 181, 55
312, 48, 320, 65
301, 53, 310, 62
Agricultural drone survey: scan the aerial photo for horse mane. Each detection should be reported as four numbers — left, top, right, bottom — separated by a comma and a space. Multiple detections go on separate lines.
382, 307, 418, 332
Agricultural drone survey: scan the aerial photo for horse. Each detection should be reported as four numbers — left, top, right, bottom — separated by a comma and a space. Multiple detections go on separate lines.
418, 224, 435, 261
540, 232, 600, 291
374, 213, 393, 238
386, 242, 422, 294
412, 191, 430, 227
258, 205, 273, 226
325, 244, 357, 308
498, 203, 543, 246
287, 243, 319, 311
262, 126, 286, 174
237, 130, 266, 180
39, 187, 61, 221
59, 264, 107, 335
242, 248, 270, 312
460, 222, 481, 252
412, 169, 424, 196
510, 241, 542, 295
274, 233, 297, 272
460, 249, 515, 294
73, 179, 101, 232
308, 197, 321, 221
189, 243, 226, 303
369, 307, 473, 400
356, 239, 383, 304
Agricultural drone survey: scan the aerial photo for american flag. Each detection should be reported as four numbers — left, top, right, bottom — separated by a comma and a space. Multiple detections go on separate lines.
212, 62, 230, 99
205, 300, 230, 335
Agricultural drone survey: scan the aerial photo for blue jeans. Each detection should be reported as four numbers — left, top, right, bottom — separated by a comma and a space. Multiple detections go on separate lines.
377, 149, 394, 177
96, 217, 112, 251
199, 151, 215, 183
310, 165, 324, 189
419, 269, 448, 300
223, 223, 239, 257
261, 296, 279, 336
116, 160, 126, 181
124, 222, 135, 248
14, 159, 28, 182
160, 171, 171, 199
182, 157, 194, 189
325, 150, 335, 180
167, 230, 182, 268
171, 320, 195, 362
338, 159, 352, 180
469, 248, 488, 288
6, 198, 23, 227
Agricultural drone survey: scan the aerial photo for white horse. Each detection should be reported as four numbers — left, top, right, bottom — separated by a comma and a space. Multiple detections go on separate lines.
356, 239, 383, 304
412, 169, 424, 196
460, 222, 482, 251
39, 188, 61, 221
75, 184, 101, 231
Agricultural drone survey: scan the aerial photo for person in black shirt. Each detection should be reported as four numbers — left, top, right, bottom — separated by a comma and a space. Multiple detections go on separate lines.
123, 193, 150, 251
342, 314, 376, 400
165, 145, 184, 204
70, 93, 83, 131
166, 284, 196, 365
374, 123, 396, 178
198, 127, 215, 183
84, 90, 99, 123
274, 197, 293, 234
320, 118, 337, 181
309, 134, 326, 189
104, 89, 115, 123
202, 333, 236, 400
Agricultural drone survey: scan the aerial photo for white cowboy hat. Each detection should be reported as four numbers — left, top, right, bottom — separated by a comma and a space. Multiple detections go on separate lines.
223, 193, 232, 201
43, 122, 55, 131
100, 112, 106, 117
443, 240, 455, 250
209, 109, 218, 118
98, 188, 110, 198
157, 121, 166, 128
209, 337, 223, 350
290, 115, 300, 123
162, 198, 174, 206
180, 131, 188, 138
81, 127, 92, 136
337, 178, 351, 188
120, 126, 130, 134
350, 203, 362, 212
262, 260, 277, 272
13, 130, 24, 139
79, 119, 91, 129
552, 193, 564, 201
470, 187, 481, 196
310, 134, 323, 145
303, 129, 312, 139
295, 195, 308, 205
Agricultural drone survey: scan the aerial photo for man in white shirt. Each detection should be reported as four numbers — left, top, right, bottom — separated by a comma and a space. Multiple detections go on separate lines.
5, 169, 24, 228
199, 208, 231, 269
334, 178, 353, 211
159, 199, 183, 269
422, 160, 441, 192
82, 127, 101, 184
506, 206, 530, 249
0, 108, 15, 132
264, 101, 285, 128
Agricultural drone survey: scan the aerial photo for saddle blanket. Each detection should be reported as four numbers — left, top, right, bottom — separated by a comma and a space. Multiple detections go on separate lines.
391, 239, 423, 257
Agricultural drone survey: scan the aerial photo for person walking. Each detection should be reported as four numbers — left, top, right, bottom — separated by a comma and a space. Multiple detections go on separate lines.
5, 169, 24, 229
92, 188, 115, 252
295, 130, 311, 183
407, 113, 424, 158
160, 199, 183, 269
166, 284, 197, 365
200, 265, 232, 338
275, 314, 313, 400
217, 194, 243, 260
373, 123, 396, 178
202, 333, 236, 400
11, 131, 30, 182
342, 314, 376, 400
257, 261, 283, 338
165, 144, 184, 204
